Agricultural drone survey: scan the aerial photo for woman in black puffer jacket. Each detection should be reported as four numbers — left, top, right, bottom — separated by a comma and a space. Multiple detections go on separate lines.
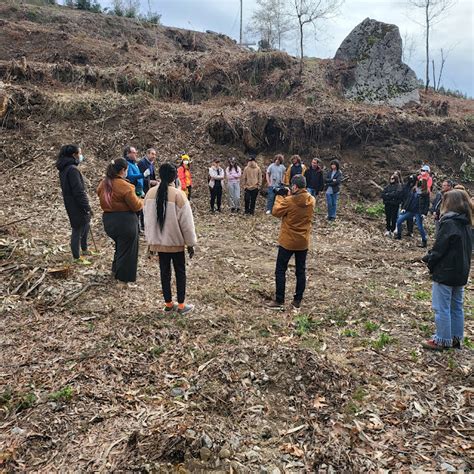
56, 144, 92, 264
422, 190, 472, 351
381, 173, 403, 236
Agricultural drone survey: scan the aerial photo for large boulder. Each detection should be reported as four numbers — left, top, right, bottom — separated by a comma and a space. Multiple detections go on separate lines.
334, 18, 420, 107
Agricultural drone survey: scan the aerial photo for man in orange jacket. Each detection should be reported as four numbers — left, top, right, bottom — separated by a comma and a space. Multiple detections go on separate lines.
268, 174, 315, 309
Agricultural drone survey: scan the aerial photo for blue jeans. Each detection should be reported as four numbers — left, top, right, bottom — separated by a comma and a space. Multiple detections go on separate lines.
266, 186, 276, 212
432, 282, 464, 346
326, 192, 339, 220
396, 211, 426, 241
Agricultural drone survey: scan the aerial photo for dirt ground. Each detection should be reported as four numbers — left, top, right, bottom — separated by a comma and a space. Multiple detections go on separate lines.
1, 2, 473, 472
1, 179, 473, 472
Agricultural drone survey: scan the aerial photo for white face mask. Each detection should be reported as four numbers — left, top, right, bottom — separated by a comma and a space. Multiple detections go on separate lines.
79, 154, 85, 163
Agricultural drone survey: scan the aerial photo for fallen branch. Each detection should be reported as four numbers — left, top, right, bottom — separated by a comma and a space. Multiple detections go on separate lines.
23, 269, 47, 298
61, 282, 102, 307
0, 216, 31, 229
11, 151, 42, 170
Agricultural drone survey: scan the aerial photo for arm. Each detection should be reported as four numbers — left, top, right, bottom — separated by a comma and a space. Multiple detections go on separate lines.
124, 187, 144, 212
68, 168, 91, 212
283, 167, 290, 186
126, 166, 144, 185
266, 170, 271, 187
422, 223, 454, 271
272, 195, 290, 218
257, 168, 262, 188
241, 169, 247, 189
177, 201, 198, 247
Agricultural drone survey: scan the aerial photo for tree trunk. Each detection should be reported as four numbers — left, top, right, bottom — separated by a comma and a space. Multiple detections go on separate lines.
432, 59, 436, 90
425, 0, 430, 91
299, 20, 304, 74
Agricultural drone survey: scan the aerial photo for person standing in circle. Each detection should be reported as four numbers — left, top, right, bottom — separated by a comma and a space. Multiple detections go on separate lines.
325, 159, 342, 221
304, 158, 324, 199
144, 163, 197, 315
209, 159, 225, 212
265, 154, 286, 215
97, 158, 143, 284
226, 157, 242, 212
177, 154, 193, 200
241, 156, 262, 215
56, 144, 93, 265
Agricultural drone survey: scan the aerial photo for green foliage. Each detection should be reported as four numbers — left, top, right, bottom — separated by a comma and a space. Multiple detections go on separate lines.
414, 290, 431, 301
0, 387, 13, 407
366, 202, 385, 218
371, 332, 394, 349
16, 392, 37, 412
342, 328, 359, 337
354, 203, 366, 214
463, 337, 474, 349
149, 345, 165, 357
49, 386, 73, 402
410, 350, 419, 362
295, 314, 317, 336
352, 387, 367, 402
364, 321, 379, 333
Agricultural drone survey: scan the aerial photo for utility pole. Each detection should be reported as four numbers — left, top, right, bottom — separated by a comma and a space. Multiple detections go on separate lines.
239, 0, 243, 45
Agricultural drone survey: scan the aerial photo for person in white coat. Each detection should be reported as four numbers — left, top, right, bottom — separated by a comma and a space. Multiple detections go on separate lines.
208, 159, 225, 212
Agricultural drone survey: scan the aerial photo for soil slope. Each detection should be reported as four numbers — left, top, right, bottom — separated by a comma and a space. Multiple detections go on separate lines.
1, 3, 473, 472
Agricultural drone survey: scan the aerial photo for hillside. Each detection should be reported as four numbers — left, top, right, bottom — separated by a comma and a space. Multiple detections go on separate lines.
1, 3, 473, 472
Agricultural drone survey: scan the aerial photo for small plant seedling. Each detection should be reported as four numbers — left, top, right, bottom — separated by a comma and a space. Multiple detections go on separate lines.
410, 350, 419, 362
352, 387, 367, 402
371, 333, 394, 349
50, 386, 73, 403
418, 323, 431, 337
295, 314, 315, 336
463, 337, 474, 349
414, 290, 431, 301
150, 345, 165, 357
342, 329, 359, 337
365, 321, 380, 333
354, 203, 366, 214
366, 202, 385, 218
16, 392, 37, 412
447, 356, 457, 370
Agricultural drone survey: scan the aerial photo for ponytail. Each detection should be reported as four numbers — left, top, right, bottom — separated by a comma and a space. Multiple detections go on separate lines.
103, 158, 128, 208
156, 163, 177, 231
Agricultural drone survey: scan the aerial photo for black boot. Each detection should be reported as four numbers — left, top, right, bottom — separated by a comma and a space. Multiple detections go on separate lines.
418, 240, 427, 248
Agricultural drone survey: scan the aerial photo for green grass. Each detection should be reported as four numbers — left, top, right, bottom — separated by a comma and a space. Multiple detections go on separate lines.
149, 345, 165, 358
352, 387, 367, 402
49, 386, 73, 403
371, 332, 395, 349
366, 202, 385, 218
414, 290, 431, 301
295, 314, 317, 336
410, 350, 419, 362
16, 392, 37, 412
364, 321, 380, 333
463, 337, 474, 349
418, 323, 432, 337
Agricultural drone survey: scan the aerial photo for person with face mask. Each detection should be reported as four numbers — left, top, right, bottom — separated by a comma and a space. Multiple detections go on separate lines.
267, 174, 316, 309
177, 154, 193, 200
56, 144, 93, 265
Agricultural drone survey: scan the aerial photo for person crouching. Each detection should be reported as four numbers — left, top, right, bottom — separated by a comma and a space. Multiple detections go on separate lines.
144, 163, 197, 315
267, 175, 316, 309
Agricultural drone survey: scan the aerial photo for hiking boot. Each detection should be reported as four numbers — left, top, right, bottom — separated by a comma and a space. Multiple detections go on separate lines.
421, 339, 449, 351
177, 303, 194, 315
291, 299, 301, 309
267, 300, 284, 310
452, 337, 462, 350
164, 303, 178, 312
418, 240, 427, 248
73, 257, 92, 266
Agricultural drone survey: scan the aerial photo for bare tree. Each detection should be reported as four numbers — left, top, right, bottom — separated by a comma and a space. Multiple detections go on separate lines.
289, 0, 344, 73
408, 0, 456, 91
248, 0, 292, 50
401, 31, 417, 64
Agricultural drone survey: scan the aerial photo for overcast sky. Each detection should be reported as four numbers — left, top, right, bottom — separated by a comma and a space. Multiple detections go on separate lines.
141, 0, 472, 97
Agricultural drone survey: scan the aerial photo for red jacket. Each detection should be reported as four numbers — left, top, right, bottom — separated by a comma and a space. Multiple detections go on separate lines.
177, 165, 192, 190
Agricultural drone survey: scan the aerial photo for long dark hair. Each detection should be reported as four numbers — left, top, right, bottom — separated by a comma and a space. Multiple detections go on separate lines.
156, 163, 177, 231
103, 158, 128, 208
441, 189, 473, 225
57, 144, 79, 162
227, 158, 238, 173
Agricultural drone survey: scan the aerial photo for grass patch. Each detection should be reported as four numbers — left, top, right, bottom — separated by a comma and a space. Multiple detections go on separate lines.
463, 337, 474, 349
364, 321, 380, 333
366, 202, 385, 218
16, 392, 37, 412
49, 386, 73, 403
352, 386, 367, 402
418, 323, 432, 337
149, 345, 165, 358
410, 350, 419, 362
371, 332, 395, 350
414, 290, 431, 301
295, 314, 317, 335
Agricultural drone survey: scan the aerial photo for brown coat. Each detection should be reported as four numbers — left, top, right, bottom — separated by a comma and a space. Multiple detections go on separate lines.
241, 161, 262, 190
272, 189, 315, 250
97, 177, 143, 213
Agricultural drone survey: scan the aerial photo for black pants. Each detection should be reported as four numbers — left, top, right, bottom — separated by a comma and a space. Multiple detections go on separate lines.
158, 251, 186, 304
210, 184, 222, 211
103, 211, 139, 283
71, 222, 90, 259
384, 203, 399, 232
187, 186, 192, 201
244, 188, 258, 214
275, 246, 308, 303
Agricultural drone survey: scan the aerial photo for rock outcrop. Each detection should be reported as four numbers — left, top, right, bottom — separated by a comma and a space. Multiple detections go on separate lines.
334, 18, 420, 107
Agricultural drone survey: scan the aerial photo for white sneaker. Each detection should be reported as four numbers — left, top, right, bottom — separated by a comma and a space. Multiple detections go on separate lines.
265, 210, 271, 215
384, 230, 391, 236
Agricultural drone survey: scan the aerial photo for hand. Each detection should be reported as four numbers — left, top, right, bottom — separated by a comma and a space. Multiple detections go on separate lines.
187, 246, 195, 258
150, 180, 158, 186
143, 169, 151, 178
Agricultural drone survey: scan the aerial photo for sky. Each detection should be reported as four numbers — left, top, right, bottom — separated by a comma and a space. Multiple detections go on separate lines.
129, 0, 473, 96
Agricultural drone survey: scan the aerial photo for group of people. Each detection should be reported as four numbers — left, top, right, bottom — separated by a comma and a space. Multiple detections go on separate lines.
57, 145, 472, 351
206, 154, 343, 220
